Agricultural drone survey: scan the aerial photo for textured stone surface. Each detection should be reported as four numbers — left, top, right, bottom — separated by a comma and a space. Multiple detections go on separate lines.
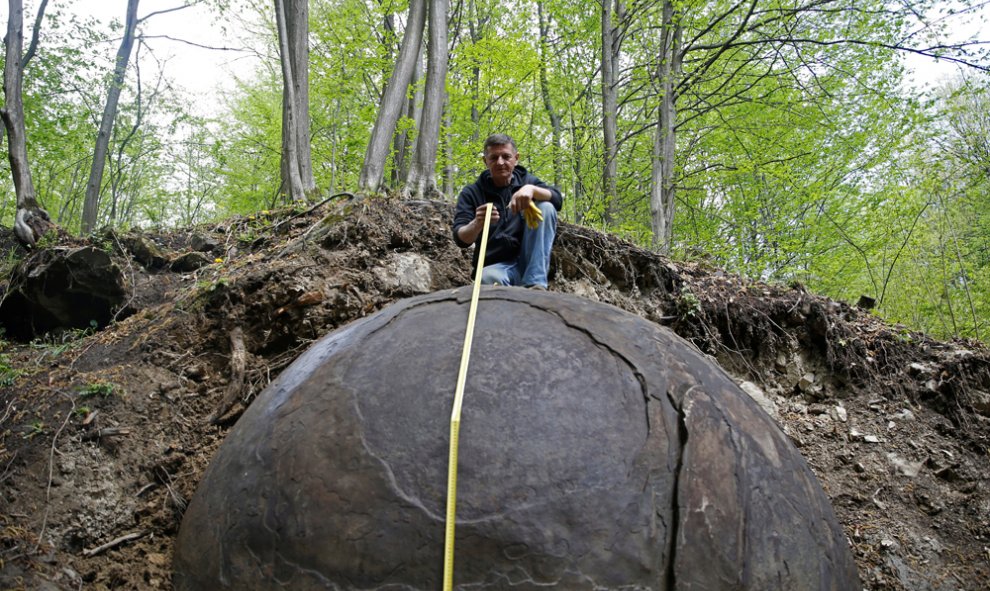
372, 252, 433, 294
173, 287, 859, 590
170, 251, 213, 272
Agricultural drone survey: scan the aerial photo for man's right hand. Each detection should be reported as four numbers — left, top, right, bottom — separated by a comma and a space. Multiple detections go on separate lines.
474, 203, 499, 226
458, 204, 499, 245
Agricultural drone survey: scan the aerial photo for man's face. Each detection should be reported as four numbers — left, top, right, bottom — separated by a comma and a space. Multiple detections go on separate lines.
483, 143, 518, 187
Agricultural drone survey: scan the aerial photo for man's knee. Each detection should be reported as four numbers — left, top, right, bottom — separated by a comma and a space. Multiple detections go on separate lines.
536, 201, 557, 221
481, 265, 508, 285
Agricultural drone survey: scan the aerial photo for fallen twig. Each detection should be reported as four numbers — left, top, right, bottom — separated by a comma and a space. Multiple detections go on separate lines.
1, 398, 16, 424
0, 450, 17, 486
33, 394, 75, 554
82, 530, 145, 557
270, 191, 357, 232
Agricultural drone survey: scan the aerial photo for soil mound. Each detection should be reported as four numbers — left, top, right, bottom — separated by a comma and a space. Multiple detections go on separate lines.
0, 196, 988, 590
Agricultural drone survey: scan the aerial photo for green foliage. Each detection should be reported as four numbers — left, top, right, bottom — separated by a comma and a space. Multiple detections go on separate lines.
233, 210, 275, 243
0, 8, 104, 226
78, 381, 117, 399
196, 276, 230, 294
864, 74, 990, 340
1, 4, 215, 231
0, 248, 25, 279
214, 76, 283, 214
22, 421, 45, 439
5, 0, 989, 340
29, 323, 99, 358
0, 354, 23, 387
677, 288, 701, 319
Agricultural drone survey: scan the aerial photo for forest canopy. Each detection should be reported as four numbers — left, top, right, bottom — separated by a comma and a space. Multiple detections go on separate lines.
2, 0, 989, 340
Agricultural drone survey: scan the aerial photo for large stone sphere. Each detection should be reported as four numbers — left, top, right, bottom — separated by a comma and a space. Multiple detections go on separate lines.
173, 287, 859, 590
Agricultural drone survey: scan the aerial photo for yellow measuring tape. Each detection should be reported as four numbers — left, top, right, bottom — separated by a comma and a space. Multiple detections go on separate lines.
443, 203, 493, 591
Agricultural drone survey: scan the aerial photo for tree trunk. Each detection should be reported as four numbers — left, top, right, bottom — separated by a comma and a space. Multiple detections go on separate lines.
404, 0, 449, 198
275, 0, 316, 202
650, 0, 681, 253
2, 0, 54, 246
274, 0, 303, 202
442, 105, 454, 194
359, 0, 427, 192
288, 0, 315, 196
570, 110, 585, 224
390, 58, 420, 186
600, 0, 621, 222
381, 7, 396, 71
108, 49, 148, 227
538, 1, 563, 188
81, 0, 139, 234
467, 0, 487, 142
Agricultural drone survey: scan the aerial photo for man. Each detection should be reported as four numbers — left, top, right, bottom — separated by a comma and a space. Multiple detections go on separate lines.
452, 134, 563, 289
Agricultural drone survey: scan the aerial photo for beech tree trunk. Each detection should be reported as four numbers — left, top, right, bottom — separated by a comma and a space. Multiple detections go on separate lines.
650, 0, 682, 253
467, 1, 487, 142
274, 0, 317, 202
404, 0, 449, 198
359, 0, 427, 192
538, 1, 563, 188
2, 0, 53, 246
390, 58, 421, 186
81, 0, 139, 234
600, 0, 623, 222
442, 106, 454, 195
570, 110, 586, 224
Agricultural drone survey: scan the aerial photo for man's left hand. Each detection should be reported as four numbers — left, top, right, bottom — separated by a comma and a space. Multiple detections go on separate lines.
509, 185, 537, 215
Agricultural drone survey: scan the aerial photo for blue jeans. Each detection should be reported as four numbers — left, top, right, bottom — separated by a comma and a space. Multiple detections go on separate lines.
481, 202, 558, 288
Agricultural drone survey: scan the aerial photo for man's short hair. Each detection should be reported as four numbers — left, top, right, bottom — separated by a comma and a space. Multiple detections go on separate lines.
483, 134, 517, 157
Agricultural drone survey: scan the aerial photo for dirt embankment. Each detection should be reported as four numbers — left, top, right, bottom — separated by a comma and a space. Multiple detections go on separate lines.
1, 196, 988, 590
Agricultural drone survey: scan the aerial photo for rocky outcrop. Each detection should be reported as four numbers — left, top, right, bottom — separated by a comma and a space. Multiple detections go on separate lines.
0, 246, 128, 339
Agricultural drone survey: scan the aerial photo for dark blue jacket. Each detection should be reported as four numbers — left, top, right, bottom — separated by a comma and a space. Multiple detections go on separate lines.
452, 165, 564, 268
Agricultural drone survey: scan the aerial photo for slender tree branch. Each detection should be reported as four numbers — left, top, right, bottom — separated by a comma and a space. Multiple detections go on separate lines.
692, 36, 990, 72
879, 201, 931, 307
137, 34, 249, 53
21, 0, 50, 68
138, 1, 203, 25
